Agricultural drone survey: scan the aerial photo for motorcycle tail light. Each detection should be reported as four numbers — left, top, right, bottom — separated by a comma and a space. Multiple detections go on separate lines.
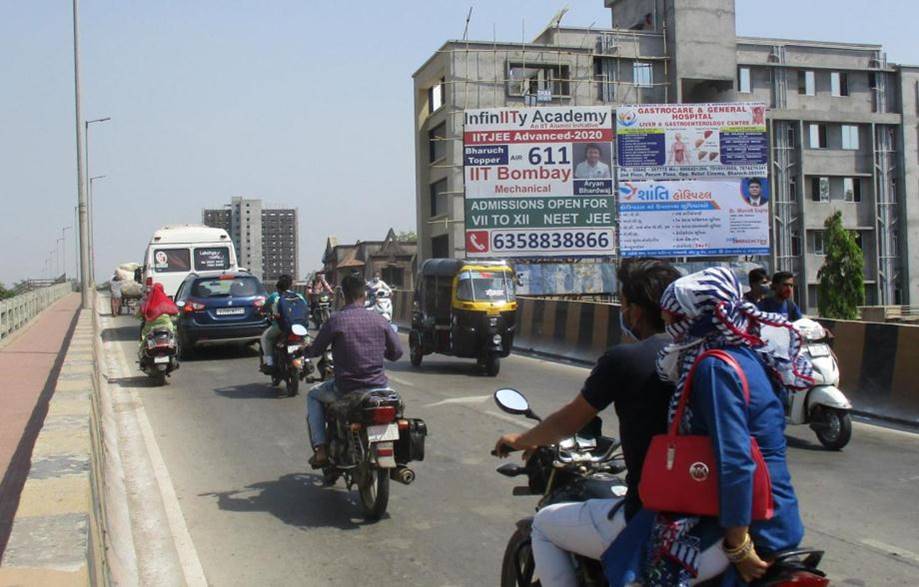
775, 572, 829, 586
397, 419, 409, 430
286, 334, 303, 342
367, 406, 396, 424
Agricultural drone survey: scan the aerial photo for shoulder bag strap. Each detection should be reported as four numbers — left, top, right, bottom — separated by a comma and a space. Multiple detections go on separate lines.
668, 349, 751, 436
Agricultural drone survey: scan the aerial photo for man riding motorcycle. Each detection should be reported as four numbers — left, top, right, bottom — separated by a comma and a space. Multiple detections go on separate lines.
260, 274, 307, 372
493, 259, 680, 585
367, 271, 392, 298
305, 274, 403, 468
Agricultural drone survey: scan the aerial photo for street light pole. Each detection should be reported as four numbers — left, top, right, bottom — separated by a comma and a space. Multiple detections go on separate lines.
85, 117, 110, 288
61, 226, 72, 280
89, 174, 106, 285
72, 0, 91, 308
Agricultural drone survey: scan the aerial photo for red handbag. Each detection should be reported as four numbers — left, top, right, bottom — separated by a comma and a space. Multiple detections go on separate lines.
639, 349, 774, 521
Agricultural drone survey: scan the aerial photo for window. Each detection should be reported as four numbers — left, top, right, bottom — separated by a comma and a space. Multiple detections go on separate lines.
799, 70, 815, 95
810, 231, 826, 255
738, 67, 751, 93
507, 63, 570, 97
843, 177, 862, 202
811, 176, 830, 202
841, 125, 859, 150
431, 235, 449, 259
831, 72, 848, 97
809, 123, 827, 148
428, 122, 446, 162
854, 232, 864, 250
194, 247, 230, 271
789, 176, 798, 202
633, 62, 653, 88
791, 233, 802, 256
152, 248, 191, 273
429, 178, 448, 217
428, 77, 445, 113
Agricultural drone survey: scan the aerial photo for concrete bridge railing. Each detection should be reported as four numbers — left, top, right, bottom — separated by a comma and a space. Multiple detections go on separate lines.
0, 282, 74, 344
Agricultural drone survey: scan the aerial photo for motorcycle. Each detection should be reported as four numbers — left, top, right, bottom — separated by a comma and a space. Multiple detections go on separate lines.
316, 347, 334, 381
764, 318, 853, 450
492, 387, 626, 587
367, 288, 393, 323
320, 387, 427, 520
139, 327, 179, 386
264, 323, 313, 397
493, 388, 830, 587
314, 293, 332, 330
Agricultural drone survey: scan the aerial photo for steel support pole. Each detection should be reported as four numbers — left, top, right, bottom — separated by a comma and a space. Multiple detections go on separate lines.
72, 0, 90, 308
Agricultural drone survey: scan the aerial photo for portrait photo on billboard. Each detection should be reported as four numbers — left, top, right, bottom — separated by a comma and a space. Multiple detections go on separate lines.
741, 177, 770, 207
572, 142, 612, 179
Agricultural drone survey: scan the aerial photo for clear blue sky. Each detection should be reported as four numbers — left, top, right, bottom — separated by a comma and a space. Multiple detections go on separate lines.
1, 1, 916, 285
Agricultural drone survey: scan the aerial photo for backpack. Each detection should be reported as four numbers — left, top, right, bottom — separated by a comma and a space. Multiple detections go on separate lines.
276, 291, 309, 332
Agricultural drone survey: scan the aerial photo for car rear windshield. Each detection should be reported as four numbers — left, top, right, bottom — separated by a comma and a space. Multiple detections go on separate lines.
192, 276, 264, 298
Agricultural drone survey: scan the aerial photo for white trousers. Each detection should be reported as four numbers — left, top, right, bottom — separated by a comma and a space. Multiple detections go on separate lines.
530, 499, 729, 587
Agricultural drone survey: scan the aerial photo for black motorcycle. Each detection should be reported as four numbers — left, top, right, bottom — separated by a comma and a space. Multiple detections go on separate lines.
263, 323, 313, 397
313, 293, 332, 330
493, 388, 830, 587
139, 326, 179, 386
320, 388, 427, 520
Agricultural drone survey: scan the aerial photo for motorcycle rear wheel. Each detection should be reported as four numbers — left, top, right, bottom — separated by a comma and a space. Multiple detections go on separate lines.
285, 371, 300, 397
152, 372, 167, 387
358, 467, 389, 521
501, 528, 540, 587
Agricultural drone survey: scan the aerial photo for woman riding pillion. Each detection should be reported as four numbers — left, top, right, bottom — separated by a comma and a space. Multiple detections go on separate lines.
502, 267, 814, 586
137, 283, 179, 356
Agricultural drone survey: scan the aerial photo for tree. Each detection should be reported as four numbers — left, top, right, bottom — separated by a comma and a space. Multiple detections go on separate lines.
395, 230, 417, 242
0, 282, 14, 301
817, 211, 865, 319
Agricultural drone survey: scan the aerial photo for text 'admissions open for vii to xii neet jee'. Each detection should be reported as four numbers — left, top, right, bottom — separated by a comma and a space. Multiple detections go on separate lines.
461, 103, 770, 259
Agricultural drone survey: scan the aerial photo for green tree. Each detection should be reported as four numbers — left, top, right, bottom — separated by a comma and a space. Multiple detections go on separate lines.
0, 282, 14, 301
396, 230, 417, 242
817, 211, 865, 319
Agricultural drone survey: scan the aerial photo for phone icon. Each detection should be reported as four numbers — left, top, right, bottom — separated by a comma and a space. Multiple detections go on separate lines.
466, 231, 489, 253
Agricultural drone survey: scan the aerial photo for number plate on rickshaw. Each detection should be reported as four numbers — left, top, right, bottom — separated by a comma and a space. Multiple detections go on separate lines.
154, 355, 170, 364
367, 423, 399, 442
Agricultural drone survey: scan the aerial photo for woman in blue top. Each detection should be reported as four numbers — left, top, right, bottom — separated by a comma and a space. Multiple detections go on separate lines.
604, 267, 814, 586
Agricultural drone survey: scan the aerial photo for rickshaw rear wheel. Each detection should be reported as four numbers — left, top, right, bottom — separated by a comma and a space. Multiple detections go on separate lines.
409, 336, 423, 367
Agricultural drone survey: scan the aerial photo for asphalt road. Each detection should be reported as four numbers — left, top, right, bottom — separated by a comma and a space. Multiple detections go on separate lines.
101, 313, 919, 586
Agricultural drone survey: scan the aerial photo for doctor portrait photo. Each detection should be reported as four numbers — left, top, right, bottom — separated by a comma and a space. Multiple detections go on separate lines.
573, 142, 611, 179
741, 177, 770, 207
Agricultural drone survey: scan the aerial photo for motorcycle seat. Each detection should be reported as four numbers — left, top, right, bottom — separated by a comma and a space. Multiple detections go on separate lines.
327, 388, 402, 420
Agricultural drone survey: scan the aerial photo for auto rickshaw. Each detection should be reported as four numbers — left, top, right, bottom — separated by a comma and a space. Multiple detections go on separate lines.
408, 259, 517, 376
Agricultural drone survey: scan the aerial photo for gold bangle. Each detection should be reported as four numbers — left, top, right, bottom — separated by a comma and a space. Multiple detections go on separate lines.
723, 534, 754, 563
723, 533, 750, 555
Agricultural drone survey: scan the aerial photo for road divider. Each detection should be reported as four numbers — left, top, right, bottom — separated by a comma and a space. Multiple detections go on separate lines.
392, 291, 919, 426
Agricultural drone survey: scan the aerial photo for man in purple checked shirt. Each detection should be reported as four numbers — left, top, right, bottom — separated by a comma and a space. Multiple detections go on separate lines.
306, 274, 403, 467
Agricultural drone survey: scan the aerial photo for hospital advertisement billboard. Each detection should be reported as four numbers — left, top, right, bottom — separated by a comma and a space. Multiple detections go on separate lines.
615, 102, 771, 257
463, 106, 616, 258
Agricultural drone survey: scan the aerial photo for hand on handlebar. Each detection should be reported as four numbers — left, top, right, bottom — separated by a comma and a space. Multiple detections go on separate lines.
492, 433, 535, 459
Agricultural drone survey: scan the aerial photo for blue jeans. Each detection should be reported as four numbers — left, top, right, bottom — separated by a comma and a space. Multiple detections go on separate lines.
306, 379, 340, 447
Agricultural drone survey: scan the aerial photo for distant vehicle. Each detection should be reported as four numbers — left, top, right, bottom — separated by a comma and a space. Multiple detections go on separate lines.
142, 225, 239, 298
173, 272, 269, 359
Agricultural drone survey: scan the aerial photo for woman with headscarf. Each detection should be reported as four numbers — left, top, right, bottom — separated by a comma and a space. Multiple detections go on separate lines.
602, 267, 814, 586
139, 282, 178, 342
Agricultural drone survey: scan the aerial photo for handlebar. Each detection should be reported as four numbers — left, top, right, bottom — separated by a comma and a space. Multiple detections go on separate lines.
491, 442, 518, 457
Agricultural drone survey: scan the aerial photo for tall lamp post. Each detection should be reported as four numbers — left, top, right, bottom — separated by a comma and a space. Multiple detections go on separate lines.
89, 174, 106, 286
61, 226, 72, 280
85, 117, 110, 287
72, 0, 90, 307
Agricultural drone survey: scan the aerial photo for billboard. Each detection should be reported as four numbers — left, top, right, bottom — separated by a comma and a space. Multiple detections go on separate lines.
514, 263, 616, 296
615, 102, 770, 258
463, 106, 616, 258
615, 102, 768, 180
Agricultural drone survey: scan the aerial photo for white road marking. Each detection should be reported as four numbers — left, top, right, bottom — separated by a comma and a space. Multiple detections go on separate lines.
425, 394, 492, 408
109, 322, 209, 587
860, 538, 919, 564
485, 410, 532, 430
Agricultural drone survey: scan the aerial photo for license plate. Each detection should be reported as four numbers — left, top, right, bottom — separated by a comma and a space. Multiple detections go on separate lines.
154, 355, 170, 364
808, 343, 831, 358
286, 345, 301, 353
367, 423, 399, 442
215, 307, 245, 316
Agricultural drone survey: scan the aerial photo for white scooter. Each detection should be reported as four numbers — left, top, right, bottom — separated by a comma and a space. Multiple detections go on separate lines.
366, 288, 397, 332
764, 318, 853, 450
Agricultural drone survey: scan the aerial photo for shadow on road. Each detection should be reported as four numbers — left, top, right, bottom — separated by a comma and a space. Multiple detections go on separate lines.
388, 359, 483, 378
101, 325, 140, 343
107, 375, 169, 389
183, 342, 260, 363
785, 435, 834, 452
200, 473, 380, 530
214, 382, 285, 400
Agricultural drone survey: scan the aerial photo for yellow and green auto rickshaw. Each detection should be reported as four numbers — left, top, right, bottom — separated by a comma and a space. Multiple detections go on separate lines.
408, 259, 517, 376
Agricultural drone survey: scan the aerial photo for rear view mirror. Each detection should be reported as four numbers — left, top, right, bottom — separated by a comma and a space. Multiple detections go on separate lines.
494, 388, 529, 415
175, 301, 185, 308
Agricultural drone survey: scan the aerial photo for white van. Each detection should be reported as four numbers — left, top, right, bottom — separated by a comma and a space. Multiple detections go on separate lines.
143, 225, 239, 297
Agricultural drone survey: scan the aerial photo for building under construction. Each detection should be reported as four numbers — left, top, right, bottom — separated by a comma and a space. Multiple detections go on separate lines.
412, 0, 919, 310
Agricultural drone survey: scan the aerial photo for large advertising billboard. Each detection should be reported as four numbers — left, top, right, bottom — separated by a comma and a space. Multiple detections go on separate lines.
615, 102, 770, 257
463, 106, 616, 258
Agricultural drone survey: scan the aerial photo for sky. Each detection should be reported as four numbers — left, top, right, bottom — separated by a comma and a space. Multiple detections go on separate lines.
2, 0, 917, 286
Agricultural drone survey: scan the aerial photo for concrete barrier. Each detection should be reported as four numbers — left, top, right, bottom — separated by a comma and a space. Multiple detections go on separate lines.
0, 283, 73, 345
0, 299, 107, 585
392, 291, 919, 426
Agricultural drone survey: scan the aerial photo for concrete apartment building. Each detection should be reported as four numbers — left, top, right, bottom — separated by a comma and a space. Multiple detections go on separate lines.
202, 196, 299, 283
412, 0, 919, 310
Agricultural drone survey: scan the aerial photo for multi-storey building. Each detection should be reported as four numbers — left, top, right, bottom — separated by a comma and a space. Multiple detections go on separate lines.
202, 196, 298, 283
413, 0, 919, 310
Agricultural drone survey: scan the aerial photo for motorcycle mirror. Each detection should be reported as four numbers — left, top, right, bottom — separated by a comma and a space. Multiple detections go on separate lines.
291, 324, 308, 336
494, 388, 529, 415
175, 300, 185, 308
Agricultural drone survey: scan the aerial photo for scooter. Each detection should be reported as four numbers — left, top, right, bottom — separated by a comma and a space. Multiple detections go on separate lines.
764, 318, 853, 450
139, 327, 179, 386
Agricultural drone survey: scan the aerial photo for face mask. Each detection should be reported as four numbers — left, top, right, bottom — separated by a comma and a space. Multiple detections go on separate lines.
620, 308, 638, 342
